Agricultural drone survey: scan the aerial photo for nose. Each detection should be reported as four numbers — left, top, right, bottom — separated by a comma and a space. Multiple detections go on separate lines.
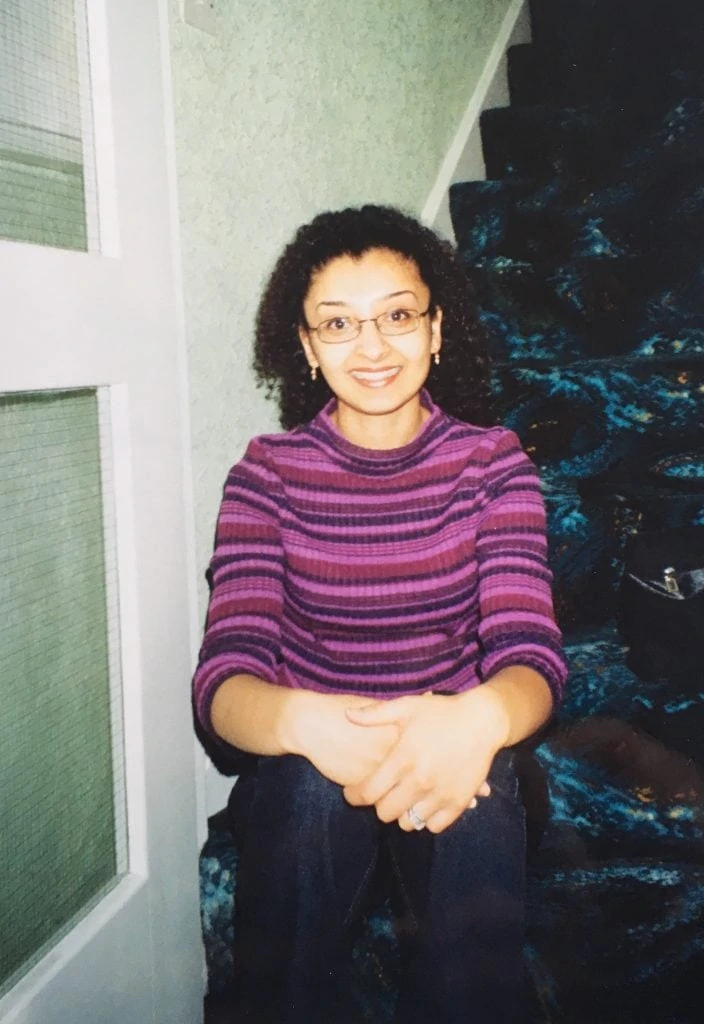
354, 319, 390, 360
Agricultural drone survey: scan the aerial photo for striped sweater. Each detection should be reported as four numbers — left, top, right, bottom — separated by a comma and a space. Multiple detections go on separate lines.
193, 393, 567, 747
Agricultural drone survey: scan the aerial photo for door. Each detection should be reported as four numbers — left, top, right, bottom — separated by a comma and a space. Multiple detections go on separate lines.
0, 1, 203, 1021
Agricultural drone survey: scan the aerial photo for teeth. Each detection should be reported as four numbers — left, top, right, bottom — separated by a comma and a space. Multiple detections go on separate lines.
351, 368, 399, 382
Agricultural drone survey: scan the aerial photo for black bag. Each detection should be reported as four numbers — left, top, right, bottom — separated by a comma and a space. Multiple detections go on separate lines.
618, 526, 704, 687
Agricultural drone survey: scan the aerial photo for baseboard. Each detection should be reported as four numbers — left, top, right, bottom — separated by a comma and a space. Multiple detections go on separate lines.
422, 0, 530, 238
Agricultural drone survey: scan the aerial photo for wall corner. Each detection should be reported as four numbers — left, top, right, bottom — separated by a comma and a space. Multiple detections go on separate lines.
422, 0, 530, 239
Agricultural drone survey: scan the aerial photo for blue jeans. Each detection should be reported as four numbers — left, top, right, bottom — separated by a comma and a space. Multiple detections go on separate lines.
227, 749, 526, 1023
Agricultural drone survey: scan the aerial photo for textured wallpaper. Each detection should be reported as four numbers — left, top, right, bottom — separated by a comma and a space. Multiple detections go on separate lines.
168, 0, 515, 609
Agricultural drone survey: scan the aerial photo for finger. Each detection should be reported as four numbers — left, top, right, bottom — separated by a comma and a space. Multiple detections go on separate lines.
374, 776, 434, 824
345, 699, 408, 728
375, 769, 492, 825
397, 803, 432, 832
344, 744, 410, 808
344, 770, 401, 808
341, 782, 374, 806
397, 813, 416, 833
424, 806, 462, 834
405, 788, 484, 834
427, 787, 491, 832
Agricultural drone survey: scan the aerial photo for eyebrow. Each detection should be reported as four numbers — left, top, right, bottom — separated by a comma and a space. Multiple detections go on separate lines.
315, 289, 419, 311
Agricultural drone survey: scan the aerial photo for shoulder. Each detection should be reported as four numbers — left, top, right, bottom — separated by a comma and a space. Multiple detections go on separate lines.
435, 411, 528, 464
224, 422, 318, 486
431, 412, 540, 499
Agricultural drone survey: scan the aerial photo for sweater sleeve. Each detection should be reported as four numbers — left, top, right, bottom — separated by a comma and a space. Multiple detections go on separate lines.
476, 429, 568, 708
192, 438, 285, 755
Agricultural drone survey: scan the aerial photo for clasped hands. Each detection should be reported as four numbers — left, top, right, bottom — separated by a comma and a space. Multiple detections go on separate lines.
339, 688, 509, 834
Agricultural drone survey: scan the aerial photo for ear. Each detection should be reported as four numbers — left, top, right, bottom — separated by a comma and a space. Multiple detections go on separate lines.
430, 306, 443, 356
298, 324, 318, 371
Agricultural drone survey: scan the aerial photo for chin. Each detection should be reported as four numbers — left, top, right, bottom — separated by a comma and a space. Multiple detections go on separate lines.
345, 388, 420, 417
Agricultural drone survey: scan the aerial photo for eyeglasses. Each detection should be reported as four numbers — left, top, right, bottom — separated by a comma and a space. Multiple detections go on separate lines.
306, 307, 431, 345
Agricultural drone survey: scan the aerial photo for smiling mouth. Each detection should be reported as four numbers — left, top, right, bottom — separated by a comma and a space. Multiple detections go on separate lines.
349, 367, 401, 387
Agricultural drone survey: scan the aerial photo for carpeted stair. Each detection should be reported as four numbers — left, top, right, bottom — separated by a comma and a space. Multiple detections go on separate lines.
200, 2, 704, 1020
450, 1, 704, 1020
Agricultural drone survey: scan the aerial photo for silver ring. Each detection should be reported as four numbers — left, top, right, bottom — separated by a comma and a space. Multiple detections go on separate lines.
406, 806, 426, 831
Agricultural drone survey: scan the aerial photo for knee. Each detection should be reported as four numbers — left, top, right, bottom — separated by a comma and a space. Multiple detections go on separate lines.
259, 753, 338, 802
252, 755, 348, 835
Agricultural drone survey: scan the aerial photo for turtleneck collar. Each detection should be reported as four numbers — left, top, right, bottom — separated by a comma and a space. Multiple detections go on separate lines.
309, 389, 445, 471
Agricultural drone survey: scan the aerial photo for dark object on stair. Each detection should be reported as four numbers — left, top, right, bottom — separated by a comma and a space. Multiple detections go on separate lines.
619, 525, 704, 686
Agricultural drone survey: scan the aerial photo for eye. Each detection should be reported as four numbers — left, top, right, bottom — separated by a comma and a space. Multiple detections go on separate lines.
323, 316, 353, 333
385, 308, 413, 323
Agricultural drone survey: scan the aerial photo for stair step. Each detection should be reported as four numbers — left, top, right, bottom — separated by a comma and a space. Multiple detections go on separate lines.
507, 42, 704, 110
477, 283, 704, 365
452, 146, 704, 269
449, 175, 631, 262
494, 358, 704, 479
449, 176, 539, 259
471, 250, 704, 355
528, 0, 704, 65
478, 100, 704, 184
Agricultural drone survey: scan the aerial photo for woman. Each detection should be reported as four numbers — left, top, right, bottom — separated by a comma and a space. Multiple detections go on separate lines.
193, 205, 567, 1023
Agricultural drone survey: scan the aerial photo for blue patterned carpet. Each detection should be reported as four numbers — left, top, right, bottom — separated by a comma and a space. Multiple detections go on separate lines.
201, 2, 704, 1019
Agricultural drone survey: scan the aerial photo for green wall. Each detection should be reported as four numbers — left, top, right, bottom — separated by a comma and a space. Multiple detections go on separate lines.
169, 0, 516, 604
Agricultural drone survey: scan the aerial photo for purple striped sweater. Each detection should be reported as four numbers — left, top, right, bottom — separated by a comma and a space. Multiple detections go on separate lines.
193, 393, 567, 745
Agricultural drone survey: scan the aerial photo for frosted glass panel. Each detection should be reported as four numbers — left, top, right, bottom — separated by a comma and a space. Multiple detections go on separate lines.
0, 389, 125, 993
0, 0, 98, 251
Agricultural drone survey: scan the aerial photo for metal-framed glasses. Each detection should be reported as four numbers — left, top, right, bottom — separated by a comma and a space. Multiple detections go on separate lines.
307, 307, 431, 345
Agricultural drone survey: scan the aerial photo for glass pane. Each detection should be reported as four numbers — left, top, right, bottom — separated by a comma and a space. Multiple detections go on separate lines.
0, 389, 125, 994
0, 0, 98, 251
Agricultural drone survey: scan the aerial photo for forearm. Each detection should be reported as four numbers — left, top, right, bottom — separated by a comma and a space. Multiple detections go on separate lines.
473, 666, 555, 750
209, 674, 386, 762
210, 674, 400, 787
210, 673, 303, 756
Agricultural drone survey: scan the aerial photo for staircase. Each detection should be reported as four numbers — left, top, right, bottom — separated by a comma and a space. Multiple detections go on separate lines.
201, 2, 704, 1020
450, 1, 704, 1020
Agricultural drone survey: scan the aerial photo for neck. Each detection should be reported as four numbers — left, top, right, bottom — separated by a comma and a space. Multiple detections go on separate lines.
332, 397, 428, 450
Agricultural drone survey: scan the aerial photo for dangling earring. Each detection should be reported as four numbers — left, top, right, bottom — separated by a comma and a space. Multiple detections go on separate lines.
433, 351, 440, 366
310, 365, 318, 382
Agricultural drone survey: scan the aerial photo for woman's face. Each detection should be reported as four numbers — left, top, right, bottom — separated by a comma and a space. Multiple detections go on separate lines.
299, 248, 442, 433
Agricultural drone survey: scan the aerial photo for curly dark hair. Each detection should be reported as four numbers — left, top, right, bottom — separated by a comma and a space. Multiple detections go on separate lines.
253, 204, 495, 429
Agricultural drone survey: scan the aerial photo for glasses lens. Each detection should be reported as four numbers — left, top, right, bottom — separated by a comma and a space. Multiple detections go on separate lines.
318, 317, 358, 343
377, 310, 420, 336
